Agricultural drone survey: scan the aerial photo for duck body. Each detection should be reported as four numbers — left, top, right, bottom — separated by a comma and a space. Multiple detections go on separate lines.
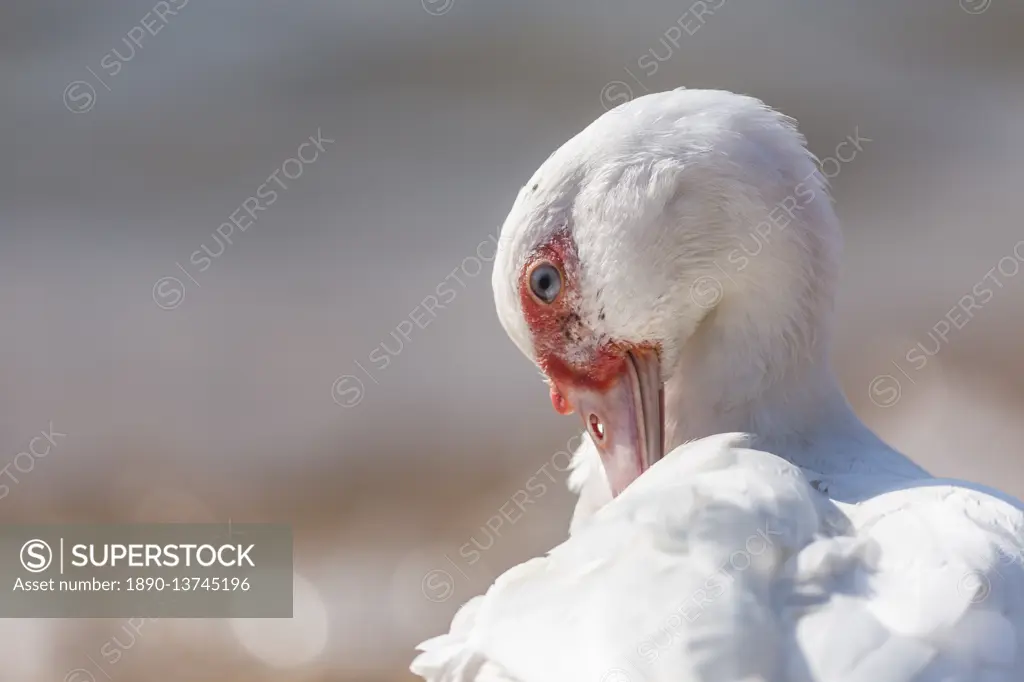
413, 89, 1024, 681
414, 434, 1024, 682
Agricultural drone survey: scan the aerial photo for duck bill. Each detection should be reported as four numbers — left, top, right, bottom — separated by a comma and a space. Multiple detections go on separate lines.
565, 349, 664, 497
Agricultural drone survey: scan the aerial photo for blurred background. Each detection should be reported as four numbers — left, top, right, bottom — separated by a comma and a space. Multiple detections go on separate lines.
2, 0, 1024, 679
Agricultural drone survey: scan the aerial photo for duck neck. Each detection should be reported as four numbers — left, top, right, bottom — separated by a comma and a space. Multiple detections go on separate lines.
664, 292, 928, 488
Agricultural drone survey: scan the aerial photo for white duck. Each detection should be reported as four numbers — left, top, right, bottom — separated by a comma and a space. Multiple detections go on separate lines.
412, 89, 1024, 682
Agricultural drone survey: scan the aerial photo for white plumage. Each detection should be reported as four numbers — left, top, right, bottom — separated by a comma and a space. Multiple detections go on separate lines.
413, 90, 1024, 681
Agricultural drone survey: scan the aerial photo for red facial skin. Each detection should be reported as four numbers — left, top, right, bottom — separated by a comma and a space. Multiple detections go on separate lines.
518, 229, 631, 414
549, 384, 573, 415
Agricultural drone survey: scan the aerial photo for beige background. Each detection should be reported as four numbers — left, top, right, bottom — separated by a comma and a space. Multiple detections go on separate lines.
2, 0, 1023, 680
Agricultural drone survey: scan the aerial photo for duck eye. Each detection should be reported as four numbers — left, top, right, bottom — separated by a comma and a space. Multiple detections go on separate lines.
529, 262, 562, 304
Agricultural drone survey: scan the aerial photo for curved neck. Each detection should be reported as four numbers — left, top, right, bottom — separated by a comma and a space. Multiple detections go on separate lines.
664, 293, 928, 498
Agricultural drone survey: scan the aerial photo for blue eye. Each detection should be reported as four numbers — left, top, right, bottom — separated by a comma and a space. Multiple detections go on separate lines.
529, 262, 562, 304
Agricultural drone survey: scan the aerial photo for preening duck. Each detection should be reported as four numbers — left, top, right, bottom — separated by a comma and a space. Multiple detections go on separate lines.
413, 89, 1024, 682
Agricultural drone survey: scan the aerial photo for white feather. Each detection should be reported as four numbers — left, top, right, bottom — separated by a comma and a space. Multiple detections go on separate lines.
413, 436, 1024, 682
